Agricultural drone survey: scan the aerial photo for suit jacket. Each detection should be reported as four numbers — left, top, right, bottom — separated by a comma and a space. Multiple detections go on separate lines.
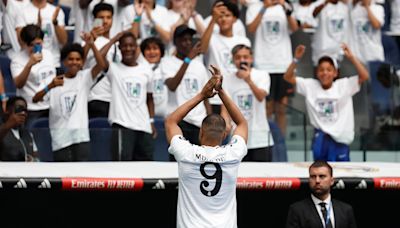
286, 196, 357, 228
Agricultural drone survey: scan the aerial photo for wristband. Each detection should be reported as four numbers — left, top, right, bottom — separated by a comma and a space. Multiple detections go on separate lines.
259, 6, 266, 15
293, 58, 299, 64
134, 15, 142, 23
52, 19, 58, 26
44, 85, 50, 93
0, 93, 8, 101
184, 57, 192, 64
149, 118, 154, 123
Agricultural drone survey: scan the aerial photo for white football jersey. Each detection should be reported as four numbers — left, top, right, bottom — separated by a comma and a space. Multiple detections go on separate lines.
169, 135, 247, 228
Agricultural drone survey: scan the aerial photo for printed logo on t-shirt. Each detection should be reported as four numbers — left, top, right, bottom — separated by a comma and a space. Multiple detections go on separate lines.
123, 78, 144, 106
36, 66, 55, 86
315, 98, 338, 122
182, 78, 199, 99
143, 22, 156, 37
355, 19, 372, 43
41, 21, 53, 50
262, 19, 282, 44
219, 50, 236, 73
233, 89, 254, 120
60, 91, 78, 119
327, 16, 345, 42
153, 78, 165, 105
126, 82, 141, 97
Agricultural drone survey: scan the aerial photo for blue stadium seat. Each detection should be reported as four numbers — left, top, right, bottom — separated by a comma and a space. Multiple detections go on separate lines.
30, 117, 53, 162
382, 34, 400, 67
89, 117, 112, 161
153, 116, 169, 161
269, 121, 288, 162
0, 54, 16, 97
60, 4, 71, 26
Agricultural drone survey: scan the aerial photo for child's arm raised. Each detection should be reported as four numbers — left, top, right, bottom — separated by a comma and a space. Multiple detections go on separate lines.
284, 44, 306, 85
342, 43, 369, 84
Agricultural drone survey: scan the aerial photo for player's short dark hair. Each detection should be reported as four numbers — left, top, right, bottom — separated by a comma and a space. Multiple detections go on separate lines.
201, 114, 226, 139
213, 0, 239, 18
92, 2, 114, 17
60, 43, 84, 61
20, 24, 44, 46
140, 37, 165, 58
231, 44, 252, 56
309, 160, 333, 177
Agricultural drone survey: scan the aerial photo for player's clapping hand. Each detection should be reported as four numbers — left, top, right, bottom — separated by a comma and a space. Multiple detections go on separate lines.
209, 65, 223, 91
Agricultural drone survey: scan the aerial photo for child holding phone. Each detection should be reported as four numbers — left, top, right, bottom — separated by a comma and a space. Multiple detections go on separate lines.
11, 24, 56, 128
32, 33, 106, 161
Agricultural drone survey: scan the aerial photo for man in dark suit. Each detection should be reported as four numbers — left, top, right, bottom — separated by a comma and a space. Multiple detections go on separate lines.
286, 160, 357, 228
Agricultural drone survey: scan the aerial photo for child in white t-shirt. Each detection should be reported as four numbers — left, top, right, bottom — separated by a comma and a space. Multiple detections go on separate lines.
311, 0, 352, 65
120, 0, 172, 44
139, 36, 167, 117
99, 32, 156, 161
223, 44, 274, 161
32, 34, 106, 161
246, 0, 299, 136
15, 0, 67, 66
284, 43, 369, 161
350, 0, 385, 64
85, 3, 122, 119
200, 0, 251, 111
161, 24, 210, 148
11, 24, 56, 128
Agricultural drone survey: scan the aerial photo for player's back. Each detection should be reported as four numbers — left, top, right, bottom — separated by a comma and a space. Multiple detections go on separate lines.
169, 135, 247, 228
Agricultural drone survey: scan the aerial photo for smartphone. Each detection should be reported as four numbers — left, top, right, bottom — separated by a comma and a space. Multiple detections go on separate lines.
239, 61, 248, 70
56, 67, 65, 77
33, 44, 42, 53
93, 18, 103, 28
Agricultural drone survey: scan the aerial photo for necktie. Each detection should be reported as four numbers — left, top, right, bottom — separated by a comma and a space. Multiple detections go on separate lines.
319, 202, 333, 228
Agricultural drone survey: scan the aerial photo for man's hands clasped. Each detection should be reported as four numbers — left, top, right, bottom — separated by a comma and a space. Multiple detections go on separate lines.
202, 65, 223, 99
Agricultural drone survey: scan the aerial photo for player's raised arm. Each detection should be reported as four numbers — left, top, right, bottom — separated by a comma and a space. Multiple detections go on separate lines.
210, 65, 248, 143
165, 73, 219, 144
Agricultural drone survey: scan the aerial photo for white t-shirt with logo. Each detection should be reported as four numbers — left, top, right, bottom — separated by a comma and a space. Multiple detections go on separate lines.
168, 135, 247, 228
350, 2, 384, 64
292, 2, 318, 27
311, 2, 351, 65
15, 2, 65, 66
390, 0, 400, 32
295, 76, 360, 144
85, 36, 121, 103
138, 57, 168, 117
246, 3, 293, 73
48, 69, 93, 151
107, 62, 153, 133
1, 0, 29, 57
120, 3, 172, 42
161, 56, 208, 127
11, 49, 56, 111
225, 68, 274, 149
205, 34, 251, 105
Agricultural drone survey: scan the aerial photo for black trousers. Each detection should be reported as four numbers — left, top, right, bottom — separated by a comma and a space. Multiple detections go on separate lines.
111, 123, 154, 161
